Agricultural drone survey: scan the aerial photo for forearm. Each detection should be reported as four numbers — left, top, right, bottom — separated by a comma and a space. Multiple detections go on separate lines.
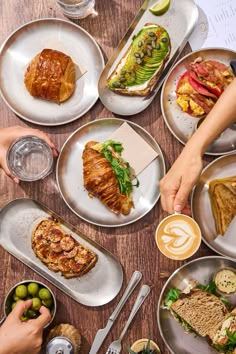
184, 77, 236, 156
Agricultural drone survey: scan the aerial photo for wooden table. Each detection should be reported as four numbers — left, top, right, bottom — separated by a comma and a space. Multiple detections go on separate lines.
0, 1, 215, 353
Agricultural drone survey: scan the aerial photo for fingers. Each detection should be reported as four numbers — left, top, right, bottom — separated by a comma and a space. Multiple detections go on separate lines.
0, 158, 20, 184
173, 181, 193, 213
33, 306, 51, 328
11, 300, 32, 319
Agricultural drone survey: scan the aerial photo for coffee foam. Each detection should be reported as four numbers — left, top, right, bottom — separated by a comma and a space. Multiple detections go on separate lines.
156, 214, 201, 260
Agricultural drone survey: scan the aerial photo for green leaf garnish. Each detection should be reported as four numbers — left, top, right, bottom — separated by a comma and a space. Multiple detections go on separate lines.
214, 329, 236, 352
164, 288, 181, 309
197, 282, 230, 306
99, 140, 139, 196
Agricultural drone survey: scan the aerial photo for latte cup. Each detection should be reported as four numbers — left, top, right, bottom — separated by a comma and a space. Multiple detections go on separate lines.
155, 214, 201, 260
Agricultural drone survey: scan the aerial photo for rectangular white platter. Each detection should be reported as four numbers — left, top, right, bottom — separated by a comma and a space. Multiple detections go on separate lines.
0, 198, 123, 307
98, 0, 198, 116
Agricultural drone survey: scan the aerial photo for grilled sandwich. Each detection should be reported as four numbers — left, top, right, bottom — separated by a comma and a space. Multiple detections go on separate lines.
208, 175, 236, 236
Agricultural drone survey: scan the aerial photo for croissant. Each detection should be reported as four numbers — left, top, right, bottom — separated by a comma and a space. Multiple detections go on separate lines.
24, 49, 76, 103
82, 141, 133, 215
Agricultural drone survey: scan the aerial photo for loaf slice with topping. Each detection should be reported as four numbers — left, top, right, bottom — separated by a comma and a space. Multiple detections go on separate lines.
107, 23, 171, 96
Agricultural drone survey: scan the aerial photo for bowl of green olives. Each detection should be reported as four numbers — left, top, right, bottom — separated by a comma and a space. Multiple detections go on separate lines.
1, 280, 56, 327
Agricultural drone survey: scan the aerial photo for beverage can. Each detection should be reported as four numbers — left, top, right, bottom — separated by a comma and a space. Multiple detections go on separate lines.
46, 336, 74, 354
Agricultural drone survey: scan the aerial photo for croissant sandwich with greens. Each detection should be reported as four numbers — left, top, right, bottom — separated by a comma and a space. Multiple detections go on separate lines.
24, 49, 76, 104
82, 140, 139, 215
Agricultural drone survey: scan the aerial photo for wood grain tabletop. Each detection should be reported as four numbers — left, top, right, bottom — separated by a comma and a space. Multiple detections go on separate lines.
0, 1, 216, 353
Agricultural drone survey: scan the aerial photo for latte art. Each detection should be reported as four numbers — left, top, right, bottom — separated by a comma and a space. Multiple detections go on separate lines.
162, 221, 197, 255
156, 215, 201, 260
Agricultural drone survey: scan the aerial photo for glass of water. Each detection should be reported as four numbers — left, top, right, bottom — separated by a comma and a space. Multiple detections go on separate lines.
56, 0, 95, 19
7, 136, 54, 182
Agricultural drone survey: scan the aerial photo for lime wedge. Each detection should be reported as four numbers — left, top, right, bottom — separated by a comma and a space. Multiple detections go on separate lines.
149, 0, 170, 15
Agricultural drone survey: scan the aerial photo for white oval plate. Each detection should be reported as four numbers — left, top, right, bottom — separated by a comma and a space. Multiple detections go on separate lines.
0, 18, 104, 126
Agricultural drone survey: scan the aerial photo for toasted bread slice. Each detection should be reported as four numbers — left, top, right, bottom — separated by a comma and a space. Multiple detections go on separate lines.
170, 288, 229, 337
208, 175, 236, 235
32, 219, 97, 278
107, 23, 171, 96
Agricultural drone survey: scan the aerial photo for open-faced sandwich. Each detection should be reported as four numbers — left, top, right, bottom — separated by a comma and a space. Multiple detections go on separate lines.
107, 23, 171, 96
164, 281, 236, 353
25, 49, 76, 104
176, 57, 234, 117
82, 140, 139, 215
32, 218, 97, 278
208, 175, 236, 236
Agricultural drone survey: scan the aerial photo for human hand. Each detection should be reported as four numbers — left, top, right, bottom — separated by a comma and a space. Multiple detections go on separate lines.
0, 126, 58, 183
0, 300, 51, 354
159, 147, 203, 214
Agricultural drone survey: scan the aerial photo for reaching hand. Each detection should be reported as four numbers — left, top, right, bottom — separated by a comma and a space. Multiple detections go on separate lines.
0, 126, 57, 183
0, 300, 51, 354
159, 147, 203, 214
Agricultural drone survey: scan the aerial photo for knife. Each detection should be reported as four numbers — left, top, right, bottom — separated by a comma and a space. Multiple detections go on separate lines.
89, 270, 142, 354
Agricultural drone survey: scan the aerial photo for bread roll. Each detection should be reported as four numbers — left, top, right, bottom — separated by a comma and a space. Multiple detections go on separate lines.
24, 49, 76, 103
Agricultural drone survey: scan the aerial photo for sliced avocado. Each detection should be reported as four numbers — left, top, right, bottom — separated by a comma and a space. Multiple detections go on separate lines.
108, 25, 170, 89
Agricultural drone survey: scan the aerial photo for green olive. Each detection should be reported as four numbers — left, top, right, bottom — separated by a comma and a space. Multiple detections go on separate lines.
42, 298, 53, 308
11, 302, 17, 310
38, 288, 51, 301
27, 309, 37, 319
13, 293, 20, 301
15, 285, 28, 299
20, 315, 28, 322
31, 297, 42, 311
28, 282, 39, 296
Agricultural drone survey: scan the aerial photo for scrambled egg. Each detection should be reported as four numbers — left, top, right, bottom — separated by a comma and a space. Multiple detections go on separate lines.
177, 95, 205, 116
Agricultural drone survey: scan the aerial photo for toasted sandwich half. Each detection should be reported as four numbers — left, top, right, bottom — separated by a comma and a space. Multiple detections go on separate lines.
208, 175, 236, 236
169, 288, 229, 336
107, 23, 171, 96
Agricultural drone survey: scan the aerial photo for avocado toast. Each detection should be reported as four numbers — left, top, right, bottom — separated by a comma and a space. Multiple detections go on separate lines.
107, 23, 171, 96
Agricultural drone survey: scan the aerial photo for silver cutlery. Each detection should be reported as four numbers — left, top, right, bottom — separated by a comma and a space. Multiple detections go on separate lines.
89, 270, 142, 354
105, 284, 151, 354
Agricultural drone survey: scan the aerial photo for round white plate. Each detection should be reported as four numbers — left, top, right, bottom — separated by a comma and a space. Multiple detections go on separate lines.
191, 153, 236, 258
158, 256, 236, 354
56, 118, 165, 227
161, 48, 236, 155
0, 18, 104, 126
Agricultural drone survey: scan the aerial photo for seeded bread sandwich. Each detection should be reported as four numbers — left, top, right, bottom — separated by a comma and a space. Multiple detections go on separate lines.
169, 288, 229, 336
164, 283, 236, 353
107, 23, 171, 96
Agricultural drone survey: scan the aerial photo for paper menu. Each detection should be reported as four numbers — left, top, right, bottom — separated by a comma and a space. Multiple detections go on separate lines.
189, 0, 236, 51
108, 122, 158, 176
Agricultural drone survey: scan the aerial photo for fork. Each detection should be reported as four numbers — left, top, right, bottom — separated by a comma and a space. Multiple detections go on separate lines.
105, 284, 151, 354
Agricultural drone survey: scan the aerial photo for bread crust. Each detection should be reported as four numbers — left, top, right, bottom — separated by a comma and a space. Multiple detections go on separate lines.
107, 23, 171, 96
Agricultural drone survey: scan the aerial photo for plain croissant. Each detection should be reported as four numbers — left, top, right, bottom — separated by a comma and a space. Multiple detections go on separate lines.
24, 48, 76, 103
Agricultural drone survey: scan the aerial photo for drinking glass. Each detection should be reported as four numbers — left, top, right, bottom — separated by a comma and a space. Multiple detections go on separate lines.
7, 136, 54, 182
56, 0, 95, 19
